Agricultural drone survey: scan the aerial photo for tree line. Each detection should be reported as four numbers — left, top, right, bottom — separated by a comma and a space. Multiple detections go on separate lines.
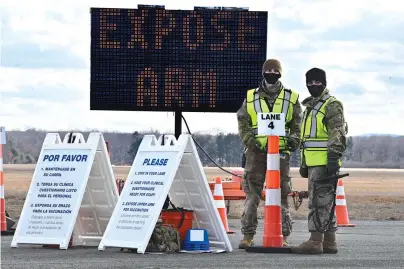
2, 129, 403, 168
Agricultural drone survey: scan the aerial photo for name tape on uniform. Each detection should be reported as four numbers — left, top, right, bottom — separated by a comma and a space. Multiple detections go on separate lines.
257, 113, 286, 136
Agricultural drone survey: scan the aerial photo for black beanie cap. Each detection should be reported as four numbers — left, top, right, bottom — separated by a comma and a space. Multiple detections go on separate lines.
305, 67, 326, 86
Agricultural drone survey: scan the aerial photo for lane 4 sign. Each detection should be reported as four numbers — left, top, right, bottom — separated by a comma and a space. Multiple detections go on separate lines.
257, 113, 286, 136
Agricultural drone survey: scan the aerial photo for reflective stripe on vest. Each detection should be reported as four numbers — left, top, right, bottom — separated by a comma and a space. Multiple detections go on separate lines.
300, 92, 342, 166
246, 87, 298, 152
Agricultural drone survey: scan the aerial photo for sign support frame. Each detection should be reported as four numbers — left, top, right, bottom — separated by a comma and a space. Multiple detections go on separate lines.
10, 132, 118, 250
98, 134, 233, 254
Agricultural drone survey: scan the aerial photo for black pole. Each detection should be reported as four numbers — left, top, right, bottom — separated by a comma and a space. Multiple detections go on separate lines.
162, 111, 182, 211
174, 111, 182, 139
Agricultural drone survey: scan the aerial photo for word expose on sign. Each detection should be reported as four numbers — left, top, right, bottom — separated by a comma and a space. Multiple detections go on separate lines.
90, 5, 268, 113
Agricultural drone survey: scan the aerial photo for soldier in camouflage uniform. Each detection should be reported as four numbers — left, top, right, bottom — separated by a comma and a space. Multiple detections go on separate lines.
291, 67, 347, 254
236, 59, 302, 249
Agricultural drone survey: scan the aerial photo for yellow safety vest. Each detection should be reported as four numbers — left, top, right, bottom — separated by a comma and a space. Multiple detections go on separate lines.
246, 87, 299, 154
300, 91, 342, 166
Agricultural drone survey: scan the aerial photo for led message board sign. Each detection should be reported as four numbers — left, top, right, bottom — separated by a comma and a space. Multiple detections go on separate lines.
90, 5, 268, 112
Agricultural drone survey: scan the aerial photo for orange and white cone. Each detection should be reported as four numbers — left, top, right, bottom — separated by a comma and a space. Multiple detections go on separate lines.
263, 136, 283, 247
0, 127, 7, 233
213, 176, 234, 234
336, 179, 355, 227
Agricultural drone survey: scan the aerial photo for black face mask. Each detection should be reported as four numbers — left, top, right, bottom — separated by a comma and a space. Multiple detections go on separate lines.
307, 85, 325, 98
264, 73, 280, 85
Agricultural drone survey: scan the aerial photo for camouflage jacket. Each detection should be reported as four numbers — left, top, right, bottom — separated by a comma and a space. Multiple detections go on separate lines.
301, 88, 347, 158
236, 80, 302, 151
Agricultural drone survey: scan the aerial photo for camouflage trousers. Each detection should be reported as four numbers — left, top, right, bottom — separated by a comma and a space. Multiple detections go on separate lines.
307, 166, 338, 233
241, 147, 293, 237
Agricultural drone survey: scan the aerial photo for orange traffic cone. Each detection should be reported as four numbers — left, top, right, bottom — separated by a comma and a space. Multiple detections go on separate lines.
262, 136, 283, 247
245, 136, 290, 253
0, 136, 7, 233
336, 179, 355, 227
213, 176, 234, 234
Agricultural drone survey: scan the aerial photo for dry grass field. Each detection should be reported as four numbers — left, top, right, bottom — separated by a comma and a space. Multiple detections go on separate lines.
3, 164, 404, 222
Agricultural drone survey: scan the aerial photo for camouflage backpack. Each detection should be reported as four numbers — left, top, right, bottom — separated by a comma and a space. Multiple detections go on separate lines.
145, 220, 181, 253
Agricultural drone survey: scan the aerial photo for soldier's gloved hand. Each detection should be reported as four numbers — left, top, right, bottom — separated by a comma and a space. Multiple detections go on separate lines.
299, 166, 308, 178
326, 153, 340, 176
246, 137, 262, 151
286, 137, 299, 152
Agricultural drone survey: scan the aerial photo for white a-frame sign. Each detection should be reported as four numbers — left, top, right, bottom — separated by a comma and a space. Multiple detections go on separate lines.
11, 132, 118, 249
99, 134, 233, 253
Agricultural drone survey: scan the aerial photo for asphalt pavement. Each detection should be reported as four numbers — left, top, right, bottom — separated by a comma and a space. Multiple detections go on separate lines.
2, 219, 404, 269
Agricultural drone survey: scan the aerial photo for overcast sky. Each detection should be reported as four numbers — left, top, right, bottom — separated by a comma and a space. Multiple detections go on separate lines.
1, 0, 403, 136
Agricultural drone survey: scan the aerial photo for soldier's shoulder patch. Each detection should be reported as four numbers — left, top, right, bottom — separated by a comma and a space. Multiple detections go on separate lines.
326, 98, 344, 111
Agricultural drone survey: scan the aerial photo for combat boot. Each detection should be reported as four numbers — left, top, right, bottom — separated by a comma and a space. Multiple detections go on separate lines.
290, 232, 323, 254
323, 231, 338, 254
238, 234, 254, 249
283, 236, 289, 247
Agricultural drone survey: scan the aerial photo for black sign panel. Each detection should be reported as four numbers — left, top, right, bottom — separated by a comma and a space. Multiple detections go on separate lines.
90, 6, 268, 113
